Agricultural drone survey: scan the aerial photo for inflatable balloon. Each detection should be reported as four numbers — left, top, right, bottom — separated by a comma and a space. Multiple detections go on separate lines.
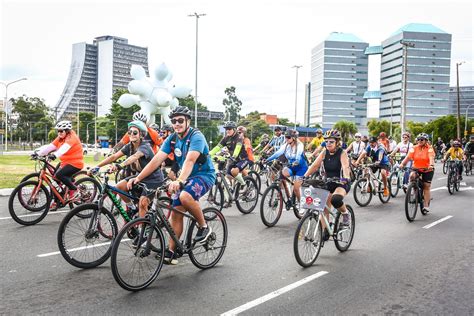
118, 62, 192, 125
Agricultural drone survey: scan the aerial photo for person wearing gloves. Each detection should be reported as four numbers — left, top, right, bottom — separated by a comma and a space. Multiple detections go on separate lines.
36, 121, 84, 200
90, 120, 164, 219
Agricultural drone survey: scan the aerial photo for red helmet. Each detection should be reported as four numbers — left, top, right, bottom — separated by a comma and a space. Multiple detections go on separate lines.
379, 132, 386, 138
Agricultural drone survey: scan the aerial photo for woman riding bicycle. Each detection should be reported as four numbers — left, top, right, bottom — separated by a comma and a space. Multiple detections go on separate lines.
36, 121, 84, 201
390, 131, 413, 187
237, 125, 255, 176
265, 129, 308, 212
400, 133, 435, 213
442, 139, 464, 180
304, 129, 352, 238
91, 120, 164, 218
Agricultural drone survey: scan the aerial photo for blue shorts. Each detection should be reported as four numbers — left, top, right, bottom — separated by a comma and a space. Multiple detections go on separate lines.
284, 164, 307, 180
172, 176, 211, 207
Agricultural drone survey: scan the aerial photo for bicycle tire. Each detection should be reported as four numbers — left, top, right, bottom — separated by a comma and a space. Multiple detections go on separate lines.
442, 160, 448, 174
389, 172, 400, 198
235, 176, 259, 214
353, 178, 372, 207
187, 207, 228, 269
69, 177, 102, 217
259, 185, 283, 227
447, 171, 455, 195
378, 181, 390, 203
201, 180, 224, 211
57, 203, 117, 269
404, 183, 418, 222
8, 180, 51, 226
293, 195, 304, 220
334, 205, 355, 252
110, 217, 166, 291
248, 170, 262, 193
293, 212, 322, 267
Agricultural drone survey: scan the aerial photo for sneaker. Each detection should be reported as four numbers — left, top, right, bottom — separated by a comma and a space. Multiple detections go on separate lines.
383, 187, 389, 197
50, 201, 58, 211
341, 213, 350, 226
422, 207, 430, 214
163, 249, 178, 265
194, 225, 212, 243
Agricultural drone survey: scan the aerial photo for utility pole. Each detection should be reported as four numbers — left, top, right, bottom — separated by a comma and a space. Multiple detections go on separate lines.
188, 12, 206, 128
400, 40, 415, 134
390, 98, 394, 136
456, 62, 465, 140
292, 65, 302, 129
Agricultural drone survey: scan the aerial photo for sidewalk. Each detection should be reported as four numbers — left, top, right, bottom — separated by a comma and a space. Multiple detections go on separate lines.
0, 188, 13, 196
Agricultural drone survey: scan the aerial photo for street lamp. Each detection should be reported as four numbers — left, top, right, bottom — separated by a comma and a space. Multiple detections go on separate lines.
73, 94, 96, 138
465, 104, 473, 136
456, 61, 465, 139
1, 77, 27, 151
400, 40, 415, 134
292, 65, 302, 129
188, 12, 206, 128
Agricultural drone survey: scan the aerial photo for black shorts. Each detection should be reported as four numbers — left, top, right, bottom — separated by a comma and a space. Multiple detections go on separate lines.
326, 182, 351, 194
371, 165, 390, 173
419, 170, 434, 183
227, 160, 250, 174
124, 175, 161, 198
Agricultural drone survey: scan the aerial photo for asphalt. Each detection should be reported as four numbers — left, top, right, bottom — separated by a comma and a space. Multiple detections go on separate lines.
0, 162, 473, 315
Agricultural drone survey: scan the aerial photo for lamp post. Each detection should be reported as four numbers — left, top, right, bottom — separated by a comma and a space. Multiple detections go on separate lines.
400, 40, 415, 134
465, 104, 473, 136
292, 65, 302, 129
456, 61, 465, 140
188, 12, 206, 128
73, 94, 96, 139
1, 77, 27, 151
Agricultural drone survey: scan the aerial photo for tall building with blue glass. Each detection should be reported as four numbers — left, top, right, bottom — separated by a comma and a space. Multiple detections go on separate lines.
309, 32, 369, 129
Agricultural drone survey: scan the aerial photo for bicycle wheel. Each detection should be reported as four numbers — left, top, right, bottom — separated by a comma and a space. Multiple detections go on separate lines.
187, 207, 228, 269
110, 217, 166, 291
378, 181, 391, 203
8, 180, 51, 226
72, 176, 102, 206
454, 175, 460, 192
200, 180, 224, 211
57, 204, 117, 269
293, 212, 322, 267
353, 178, 372, 207
442, 160, 448, 174
260, 185, 283, 227
404, 183, 418, 222
334, 205, 355, 252
293, 194, 304, 220
248, 170, 261, 193
20, 172, 41, 184
235, 176, 259, 214
389, 172, 400, 198
447, 171, 455, 195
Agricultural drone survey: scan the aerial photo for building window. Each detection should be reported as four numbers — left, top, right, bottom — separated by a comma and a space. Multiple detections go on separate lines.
432, 45, 436, 48
432, 61, 435, 64
432, 53, 436, 56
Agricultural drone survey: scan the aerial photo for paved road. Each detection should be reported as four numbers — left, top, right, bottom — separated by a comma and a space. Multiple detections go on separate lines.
1, 164, 473, 315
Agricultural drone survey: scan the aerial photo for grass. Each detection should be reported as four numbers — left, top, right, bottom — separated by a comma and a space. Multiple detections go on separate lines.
0, 155, 101, 189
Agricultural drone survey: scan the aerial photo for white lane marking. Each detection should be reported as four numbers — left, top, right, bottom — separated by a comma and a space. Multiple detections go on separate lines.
220, 271, 329, 316
431, 187, 446, 192
460, 182, 466, 186
436, 176, 447, 180
460, 186, 474, 191
37, 238, 130, 257
423, 216, 453, 229
0, 210, 68, 221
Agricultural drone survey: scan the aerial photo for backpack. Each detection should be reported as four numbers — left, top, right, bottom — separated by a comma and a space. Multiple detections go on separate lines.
169, 128, 208, 167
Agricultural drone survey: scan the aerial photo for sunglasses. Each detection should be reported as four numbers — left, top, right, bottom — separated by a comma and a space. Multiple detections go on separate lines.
171, 118, 185, 125
57, 130, 65, 133
355, 136, 361, 138
127, 130, 139, 136
326, 140, 336, 144
403, 136, 408, 138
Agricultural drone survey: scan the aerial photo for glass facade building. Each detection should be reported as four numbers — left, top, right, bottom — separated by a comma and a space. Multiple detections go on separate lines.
449, 86, 474, 117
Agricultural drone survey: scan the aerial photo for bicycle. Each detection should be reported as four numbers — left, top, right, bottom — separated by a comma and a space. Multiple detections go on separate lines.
442, 159, 448, 175
446, 159, 461, 195
8, 155, 101, 226
388, 162, 409, 198
293, 178, 355, 267
110, 184, 227, 291
404, 167, 432, 222
57, 170, 172, 269
352, 163, 390, 207
463, 154, 473, 176
259, 162, 304, 227
20, 155, 87, 184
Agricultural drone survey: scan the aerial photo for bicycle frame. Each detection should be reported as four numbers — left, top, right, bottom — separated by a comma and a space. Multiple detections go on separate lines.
361, 165, 384, 193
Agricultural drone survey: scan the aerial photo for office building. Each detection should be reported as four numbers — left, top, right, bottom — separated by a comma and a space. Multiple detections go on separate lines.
449, 86, 474, 117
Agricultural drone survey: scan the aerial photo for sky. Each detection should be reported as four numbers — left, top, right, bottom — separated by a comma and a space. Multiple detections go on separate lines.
1, 0, 473, 124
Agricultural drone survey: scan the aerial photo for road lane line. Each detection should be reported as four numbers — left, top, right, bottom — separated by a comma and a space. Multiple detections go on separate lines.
37, 238, 130, 257
220, 271, 329, 316
423, 216, 453, 229
459, 186, 473, 191
436, 176, 447, 180
0, 210, 68, 221
430, 186, 446, 192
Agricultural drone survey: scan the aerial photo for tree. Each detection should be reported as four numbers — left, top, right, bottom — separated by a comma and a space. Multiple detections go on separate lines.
10, 95, 53, 143
105, 89, 140, 144
406, 121, 425, 141
367, 119, 391, 137
277, 117, 297, 128
222, 86, 242, 122
238, 112, 272, 146
333, 120, 358, 142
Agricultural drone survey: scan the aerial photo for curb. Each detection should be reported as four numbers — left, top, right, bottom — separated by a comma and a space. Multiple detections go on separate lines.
0, 188, 13, 197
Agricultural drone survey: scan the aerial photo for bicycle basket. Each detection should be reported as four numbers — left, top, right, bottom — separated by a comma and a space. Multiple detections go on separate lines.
299, 186, 330, 211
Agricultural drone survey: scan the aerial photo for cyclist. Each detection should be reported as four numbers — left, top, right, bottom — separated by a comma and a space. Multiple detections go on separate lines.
443, 140, 464, 180
262, 126, 285, 156
160, 124, 178, 180
209, 121, 249, 187
354, 136, 390, 197
464, 135, 474, 161
91, 120, 164, 219
112, 111, 163, 154
253, 133, 270, 153
36, 121, 84, 201
390, 132, 413, 187
128, 106, 215, 264
388, 136, 398, 155
346, 132, 366, 162
400, 133, 435, 213
237, 126, 255, 175
306, 128, 324, 151
378, 132, 390, 151
265, 129, 308, 214
304, 129, 352, 238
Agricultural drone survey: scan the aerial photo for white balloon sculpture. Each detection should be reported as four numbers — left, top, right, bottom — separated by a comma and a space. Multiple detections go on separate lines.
117, 63, 192, 125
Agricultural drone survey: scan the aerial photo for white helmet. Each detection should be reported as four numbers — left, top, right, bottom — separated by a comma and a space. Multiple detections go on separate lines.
132, 111, 149, 123
55, 121, 72, 130
354, 132, 362, 138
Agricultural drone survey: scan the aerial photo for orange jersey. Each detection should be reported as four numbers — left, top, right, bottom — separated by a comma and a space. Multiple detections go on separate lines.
244, 138, 254, 162
120, 127, 163, 154
406, 144, 435, 169
379, 138, 390, 151
52, 131, 84, 169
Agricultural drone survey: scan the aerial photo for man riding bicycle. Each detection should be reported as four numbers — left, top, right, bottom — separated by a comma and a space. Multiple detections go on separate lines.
400, 133, 435, 213
443, 140, 464, 180
262, 126, 285, 155
128, 106, 216, 265
306, 128, 324, 152
464, 135, 474, 161
346, 132, 366, 162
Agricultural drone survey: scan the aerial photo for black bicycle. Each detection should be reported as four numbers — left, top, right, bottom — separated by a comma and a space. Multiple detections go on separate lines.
57, 171, 172, 269
446, 159, 461, 195
404, 167, 431, 222
110, 185, 227, 291
463, 154, 473, 176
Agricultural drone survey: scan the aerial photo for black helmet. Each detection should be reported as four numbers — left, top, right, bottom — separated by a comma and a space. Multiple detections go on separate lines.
169, 106, 192, 119
285, 129, 299, 138
223, 121, 237, 129
274, 126, 282, 131
162, 124, 174, 132
369, 136, 378, 143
